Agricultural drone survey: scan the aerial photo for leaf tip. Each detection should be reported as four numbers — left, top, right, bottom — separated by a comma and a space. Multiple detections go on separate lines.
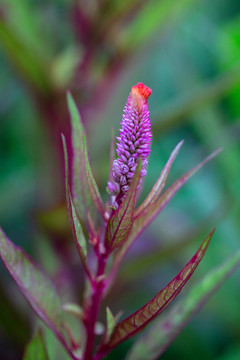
66, 91, 76, 111
202, 228, 215, 252
206, 148, 222, 163
61, 132, 66, 144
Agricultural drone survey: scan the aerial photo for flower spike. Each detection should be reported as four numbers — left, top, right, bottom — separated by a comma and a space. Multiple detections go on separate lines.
108, 82, 152, 208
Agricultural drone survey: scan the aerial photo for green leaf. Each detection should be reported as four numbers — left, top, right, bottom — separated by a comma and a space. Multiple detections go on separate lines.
101, 229, 214, 352
0, 228, 72, 356
126, 250, 240, 360
104, 307, 116, 345
105, 161, 142, 251
62, 302, 83, 319
134, 140, 184, 217
67, 92, 105, 223
23, 329, 49, 360
62, 134, 88, 269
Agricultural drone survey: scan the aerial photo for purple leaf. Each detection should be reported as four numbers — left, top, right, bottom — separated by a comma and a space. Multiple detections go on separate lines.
126, 249, 240, 360
105, 161, 142, 251
134, 140, 184, 217
23, 329, 49, 360
0, 228, 75, 358
67, 92, 105, 222
102, 229, 214, 351
113, 149, 221, 270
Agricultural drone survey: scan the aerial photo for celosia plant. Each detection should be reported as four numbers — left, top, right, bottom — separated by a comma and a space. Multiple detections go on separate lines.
1, 83, 240, 360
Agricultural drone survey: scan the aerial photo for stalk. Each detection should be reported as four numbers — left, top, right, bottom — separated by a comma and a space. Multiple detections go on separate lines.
83, 254, 107, 360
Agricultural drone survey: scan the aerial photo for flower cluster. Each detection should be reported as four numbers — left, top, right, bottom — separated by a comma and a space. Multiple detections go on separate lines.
108, 82, 152, 207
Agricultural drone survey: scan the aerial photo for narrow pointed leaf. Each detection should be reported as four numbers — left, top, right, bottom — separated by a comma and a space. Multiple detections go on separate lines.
114, 149, 221, 269
105, 161, 142, 251
67, 92, 105, 221
0, 228, 71, 354
126, 250, 240, 360
62, 134, 88, 267
83, 135, 106, 217
23, 329, 49, 360
134, 140, 184, 217
103, 229, 214, 351
133, 149, 221, 238
104, 307, 116, 344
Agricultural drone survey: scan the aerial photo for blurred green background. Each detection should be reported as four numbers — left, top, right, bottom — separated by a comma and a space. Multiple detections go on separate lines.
0, 0, 240, 359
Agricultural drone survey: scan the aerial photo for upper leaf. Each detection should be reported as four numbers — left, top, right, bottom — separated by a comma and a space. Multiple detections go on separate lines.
23, 329, 49, 360
104, 307, 116, 345
113, 149, 221, 271
102, 229, 214, 351
62, 134, 91, 278
133, 149, 221, 238
134, 140, 184, 217
0, 228, 72, 356
126, 249, 240, 360
105, 161, 142, 251
67, 92, 105, 223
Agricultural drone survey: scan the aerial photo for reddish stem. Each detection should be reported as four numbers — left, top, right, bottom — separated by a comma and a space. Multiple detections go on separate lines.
83, 254, 107, 360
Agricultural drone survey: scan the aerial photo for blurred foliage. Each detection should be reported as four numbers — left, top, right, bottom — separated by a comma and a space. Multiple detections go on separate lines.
0, 0, 240, 359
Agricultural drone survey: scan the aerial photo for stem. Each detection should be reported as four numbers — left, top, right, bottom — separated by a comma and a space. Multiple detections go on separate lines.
83, 254, 106, 360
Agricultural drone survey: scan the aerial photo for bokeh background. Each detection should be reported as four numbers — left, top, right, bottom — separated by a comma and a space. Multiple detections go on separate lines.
0, 0, 240, 359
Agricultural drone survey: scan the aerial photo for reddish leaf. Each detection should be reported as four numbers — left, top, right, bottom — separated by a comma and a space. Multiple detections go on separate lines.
103, 229, 214, 351
0, 228, 74, 358
113, 149, 221, 270
67, 92, 105, 222
126, 249, 240, 360
83, 135, 106, 218
134, 140, 184, 217
105, 161, 142, 251
62, 135, 91, 279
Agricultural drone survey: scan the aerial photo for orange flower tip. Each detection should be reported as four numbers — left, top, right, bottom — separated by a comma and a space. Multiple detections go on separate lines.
131, 82, 152, 100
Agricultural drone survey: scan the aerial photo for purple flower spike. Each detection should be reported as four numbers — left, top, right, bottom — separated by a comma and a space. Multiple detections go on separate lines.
108, 83, 152, 207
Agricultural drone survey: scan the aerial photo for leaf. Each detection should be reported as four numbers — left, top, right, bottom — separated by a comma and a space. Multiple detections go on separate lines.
67, 92, 105, 222
0, 228, 72, 356
104, 307, 116, 344
62, 303, 83, 319
126, 249, 240, 360
114, 149, 221, 269
105, 160, 142, 251
102, 229, 214, 352
23, 329, 49, 360
134, 149, 221, 233
134, 140, 184, 217
62, 134, 90, 277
